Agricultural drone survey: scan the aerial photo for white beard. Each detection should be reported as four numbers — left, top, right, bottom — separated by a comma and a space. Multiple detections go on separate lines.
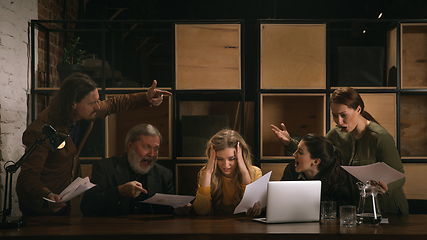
128, 148, 157, 175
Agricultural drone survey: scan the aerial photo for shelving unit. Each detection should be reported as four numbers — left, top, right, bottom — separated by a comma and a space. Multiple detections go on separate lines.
257, 20, 427, 197
400, 22, 427, 162
257, 21, 328, 177
30, 20, 245, 197
173, 22, 245, 194
30, 19, 427, 201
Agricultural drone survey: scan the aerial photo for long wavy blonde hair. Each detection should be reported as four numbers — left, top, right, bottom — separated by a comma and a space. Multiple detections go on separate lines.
198, 129, 257, 210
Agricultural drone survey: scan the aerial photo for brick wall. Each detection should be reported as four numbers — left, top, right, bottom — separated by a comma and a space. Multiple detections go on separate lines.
0, 0, 79, 217
0, 0, 38, 217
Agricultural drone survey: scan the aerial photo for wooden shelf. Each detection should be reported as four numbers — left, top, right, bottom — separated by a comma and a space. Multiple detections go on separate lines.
402, 163, 427, 199
261, 93, 326, 159
401, 23, 427, 89
400, 95, 427, 157
260, 24, 326, 89
175, 24, 241, 90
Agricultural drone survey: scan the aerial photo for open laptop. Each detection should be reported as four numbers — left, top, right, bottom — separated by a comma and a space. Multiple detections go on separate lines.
253, 180, 322, 223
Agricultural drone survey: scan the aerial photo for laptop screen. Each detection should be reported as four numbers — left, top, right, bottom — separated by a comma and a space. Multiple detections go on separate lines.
256, 180, 321, 223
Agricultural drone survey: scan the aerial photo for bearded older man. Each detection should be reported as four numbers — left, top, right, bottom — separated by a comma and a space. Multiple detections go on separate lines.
80, 124, 191, 216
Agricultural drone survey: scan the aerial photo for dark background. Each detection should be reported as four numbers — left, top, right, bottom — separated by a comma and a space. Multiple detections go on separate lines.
83, 0, 427, 21
67, 0, 427, 102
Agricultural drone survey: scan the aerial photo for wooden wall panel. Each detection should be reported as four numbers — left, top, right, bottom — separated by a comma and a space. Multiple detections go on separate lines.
401, 24, 427, 89
261, 163, 289, 181
402, 163, 427, 200
261, 24, 326, 89
261, 94, 326, 158
400, 95, 427, 157
175, 24, 241, 90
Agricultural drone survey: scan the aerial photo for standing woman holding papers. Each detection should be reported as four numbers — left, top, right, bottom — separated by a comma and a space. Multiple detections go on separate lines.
193, 129, 263, 216
272, 87, 408, 214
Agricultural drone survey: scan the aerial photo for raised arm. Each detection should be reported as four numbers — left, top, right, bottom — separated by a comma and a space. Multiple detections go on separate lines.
236, 142, 251, 185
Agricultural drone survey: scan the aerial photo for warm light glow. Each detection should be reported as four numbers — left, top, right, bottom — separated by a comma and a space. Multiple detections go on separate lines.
57, 141, 66, 149
363, 30, 366, 34
378, 12, 383, 19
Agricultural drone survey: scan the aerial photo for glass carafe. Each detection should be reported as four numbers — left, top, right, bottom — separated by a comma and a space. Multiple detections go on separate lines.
356, 181, 382, 225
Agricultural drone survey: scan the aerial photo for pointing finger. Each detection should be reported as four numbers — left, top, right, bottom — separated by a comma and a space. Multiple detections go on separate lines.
157, 89, 172, 96
150, 80, 158, 90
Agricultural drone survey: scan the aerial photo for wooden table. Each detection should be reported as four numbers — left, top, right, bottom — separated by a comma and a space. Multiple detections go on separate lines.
1, 214, 427, 239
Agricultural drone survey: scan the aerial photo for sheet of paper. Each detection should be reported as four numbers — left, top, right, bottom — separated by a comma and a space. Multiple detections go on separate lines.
233, 171, 272, 214
142, 193, 195, 208
341, 162, 406, 185
43, 176, 96, 203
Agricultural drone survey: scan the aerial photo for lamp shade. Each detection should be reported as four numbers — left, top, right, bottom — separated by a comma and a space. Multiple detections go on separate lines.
42, 125, 69, 151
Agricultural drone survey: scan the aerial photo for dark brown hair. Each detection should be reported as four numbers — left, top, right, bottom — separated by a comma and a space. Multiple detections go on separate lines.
330, 87, 379, 124
302, 133, 346, 196
48, 72, 97, 126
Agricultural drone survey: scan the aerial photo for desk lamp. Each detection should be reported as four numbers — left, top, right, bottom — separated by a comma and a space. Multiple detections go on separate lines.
1, 125, 69, 229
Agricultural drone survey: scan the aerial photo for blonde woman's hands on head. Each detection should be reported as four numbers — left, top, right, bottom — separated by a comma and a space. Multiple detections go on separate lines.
236, 142, 251, 185
236, 142, 246, 169
118, 181, 148, 198
46, 192, 67, 212
200, 144, 216, 188
146, 80, 172, 107
206, 143, 216, 174
246, 201, 262, 217
271, 123, 291, 146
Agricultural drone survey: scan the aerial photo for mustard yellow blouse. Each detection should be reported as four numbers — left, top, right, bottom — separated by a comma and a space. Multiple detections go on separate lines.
193, 166, 262, 215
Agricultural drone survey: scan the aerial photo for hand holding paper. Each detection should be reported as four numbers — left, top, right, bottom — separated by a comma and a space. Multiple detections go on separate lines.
44, 176, 96, 203
341, 162, 406, 185
234, 171, 272, 214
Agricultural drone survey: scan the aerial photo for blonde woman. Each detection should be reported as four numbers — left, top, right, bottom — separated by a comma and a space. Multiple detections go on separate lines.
193, 129, 263, 216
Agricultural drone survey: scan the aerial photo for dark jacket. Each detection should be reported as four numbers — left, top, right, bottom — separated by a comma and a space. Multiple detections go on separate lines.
80, 153, 174, 216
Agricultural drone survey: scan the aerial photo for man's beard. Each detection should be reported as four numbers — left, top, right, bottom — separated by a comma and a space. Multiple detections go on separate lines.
128, 148, 157, 175
81, 116, 96, 123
